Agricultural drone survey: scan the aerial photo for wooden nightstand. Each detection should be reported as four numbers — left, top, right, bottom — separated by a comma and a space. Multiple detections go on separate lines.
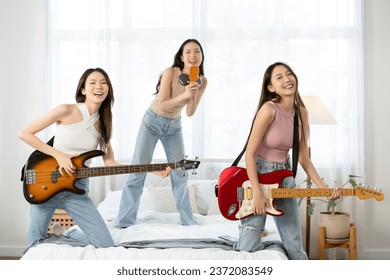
47, 209, 75, 235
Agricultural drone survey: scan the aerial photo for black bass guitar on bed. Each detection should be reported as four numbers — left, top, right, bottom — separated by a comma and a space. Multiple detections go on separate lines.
21, 149, 200, 204
217, 166, 384, 220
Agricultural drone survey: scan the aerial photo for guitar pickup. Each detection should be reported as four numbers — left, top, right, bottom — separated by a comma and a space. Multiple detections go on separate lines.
25, 170, 36, 184
237, 188, 244, 201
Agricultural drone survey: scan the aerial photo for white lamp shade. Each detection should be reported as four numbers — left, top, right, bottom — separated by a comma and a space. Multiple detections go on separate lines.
301, 96, 337, 125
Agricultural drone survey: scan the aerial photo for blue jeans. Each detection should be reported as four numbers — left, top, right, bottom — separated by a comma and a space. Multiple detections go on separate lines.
27, 178, 114, 249
233, 157, 307, 260
115, 108, 196, 227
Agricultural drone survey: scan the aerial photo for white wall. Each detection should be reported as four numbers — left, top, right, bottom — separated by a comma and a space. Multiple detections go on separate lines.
0, 0, 389, 259
0, 0, 47, 256
360, 0, 390, 259
306, 0, 390, 260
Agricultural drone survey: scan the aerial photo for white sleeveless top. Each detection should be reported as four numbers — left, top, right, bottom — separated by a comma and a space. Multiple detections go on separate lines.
53, 103, 101, 154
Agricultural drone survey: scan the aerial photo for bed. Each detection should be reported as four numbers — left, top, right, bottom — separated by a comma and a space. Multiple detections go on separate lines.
21, 170, 288, 260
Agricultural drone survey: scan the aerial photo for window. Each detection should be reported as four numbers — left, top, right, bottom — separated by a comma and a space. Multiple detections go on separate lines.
48, 0, 364, 178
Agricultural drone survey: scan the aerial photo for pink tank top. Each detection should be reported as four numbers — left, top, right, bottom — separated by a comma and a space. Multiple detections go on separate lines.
257, 102, 301, 163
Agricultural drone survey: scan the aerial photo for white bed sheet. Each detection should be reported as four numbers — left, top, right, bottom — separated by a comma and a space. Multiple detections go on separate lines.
21, 188, 288, 260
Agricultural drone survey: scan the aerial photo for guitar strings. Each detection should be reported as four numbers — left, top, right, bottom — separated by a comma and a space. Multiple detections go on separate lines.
26, 163, 179, 181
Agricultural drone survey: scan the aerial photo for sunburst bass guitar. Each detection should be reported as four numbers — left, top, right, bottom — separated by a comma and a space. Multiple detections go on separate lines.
22, 149, 200, 204
217, 166, 384, 220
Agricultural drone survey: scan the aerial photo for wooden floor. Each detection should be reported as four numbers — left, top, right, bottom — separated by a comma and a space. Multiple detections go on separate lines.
0, 256, 21, 260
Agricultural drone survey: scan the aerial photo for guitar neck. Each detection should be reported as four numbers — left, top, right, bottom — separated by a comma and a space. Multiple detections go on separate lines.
77, 163, 177, 178
271, 188, 353, 199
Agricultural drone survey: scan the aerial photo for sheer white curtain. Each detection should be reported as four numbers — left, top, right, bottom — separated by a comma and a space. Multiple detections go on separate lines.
47, 0, 364, 203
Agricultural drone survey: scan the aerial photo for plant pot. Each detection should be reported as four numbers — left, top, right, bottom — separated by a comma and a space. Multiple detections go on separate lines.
319, 212, 350, 239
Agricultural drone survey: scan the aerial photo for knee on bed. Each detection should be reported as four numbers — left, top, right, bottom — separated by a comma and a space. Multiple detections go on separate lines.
234, 224, 265, 252
240, 224, 265, 234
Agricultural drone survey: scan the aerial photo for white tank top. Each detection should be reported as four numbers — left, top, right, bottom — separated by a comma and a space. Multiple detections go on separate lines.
53, 103, 101, 154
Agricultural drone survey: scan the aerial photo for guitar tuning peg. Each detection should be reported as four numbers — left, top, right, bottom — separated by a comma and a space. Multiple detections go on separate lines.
195, 156, 198, 160
192, 169, 197, 175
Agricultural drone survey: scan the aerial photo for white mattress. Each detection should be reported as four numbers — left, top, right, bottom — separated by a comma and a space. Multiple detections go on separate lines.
21, 185, 288, 260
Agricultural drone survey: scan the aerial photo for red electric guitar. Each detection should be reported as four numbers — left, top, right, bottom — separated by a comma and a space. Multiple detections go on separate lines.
217, 166, 384, 220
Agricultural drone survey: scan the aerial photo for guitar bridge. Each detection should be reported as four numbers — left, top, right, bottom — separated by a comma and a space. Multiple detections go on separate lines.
25, 169, 36, 184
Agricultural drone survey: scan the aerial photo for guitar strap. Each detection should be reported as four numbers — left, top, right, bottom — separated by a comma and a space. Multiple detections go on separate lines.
231, 103, 299, 178
292, 105, 299, 178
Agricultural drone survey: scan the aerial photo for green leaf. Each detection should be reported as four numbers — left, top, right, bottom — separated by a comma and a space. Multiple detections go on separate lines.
348, 174, 363, 188
327, 199, 337, 213
307, 203, 315, 216
349, 178, 357, 187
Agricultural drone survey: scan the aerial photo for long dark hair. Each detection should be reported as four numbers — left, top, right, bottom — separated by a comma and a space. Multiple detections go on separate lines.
75, 67, 114, 143
247, 62, 306, 145
257, 62, 305, 109
154, 39, 205, 94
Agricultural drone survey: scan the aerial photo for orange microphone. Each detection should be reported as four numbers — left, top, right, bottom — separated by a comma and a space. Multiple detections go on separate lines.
189, 66, 199, 82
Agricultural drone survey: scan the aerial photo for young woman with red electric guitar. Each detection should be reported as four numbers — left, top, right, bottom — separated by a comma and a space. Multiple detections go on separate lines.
232, 62, 340, 260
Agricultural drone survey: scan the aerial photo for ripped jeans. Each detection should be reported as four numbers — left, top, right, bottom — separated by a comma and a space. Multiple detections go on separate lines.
27, 178, 114, 249
233, 157, 307, 260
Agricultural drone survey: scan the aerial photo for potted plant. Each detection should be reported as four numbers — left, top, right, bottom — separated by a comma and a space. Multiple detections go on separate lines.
300, 175, 361, 215
299, 175, 362, 240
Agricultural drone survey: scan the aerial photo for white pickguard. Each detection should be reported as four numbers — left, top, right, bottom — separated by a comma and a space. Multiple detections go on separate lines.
235, 180, 281, 218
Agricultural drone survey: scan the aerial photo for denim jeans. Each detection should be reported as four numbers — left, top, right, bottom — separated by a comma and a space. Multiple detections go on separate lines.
27, 178, 114, 249
233, 157, 307, 260
115, 108, 196, 227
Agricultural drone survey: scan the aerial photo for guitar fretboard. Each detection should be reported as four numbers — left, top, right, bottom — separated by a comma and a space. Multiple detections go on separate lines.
270, 188, 353, 198
76, 163, 176, 178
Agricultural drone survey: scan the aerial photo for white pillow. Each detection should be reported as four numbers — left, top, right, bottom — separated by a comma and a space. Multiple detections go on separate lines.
138, 188, 152, 213
97, 190, 122, 220
207, 183, 221, 216
148, 185, 199, 214
190, 180, 217, 215
97, 189, 152, 220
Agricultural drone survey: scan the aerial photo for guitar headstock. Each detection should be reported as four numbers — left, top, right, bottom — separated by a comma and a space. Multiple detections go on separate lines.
354, 184, 384, 201
176, 158, 201, 171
